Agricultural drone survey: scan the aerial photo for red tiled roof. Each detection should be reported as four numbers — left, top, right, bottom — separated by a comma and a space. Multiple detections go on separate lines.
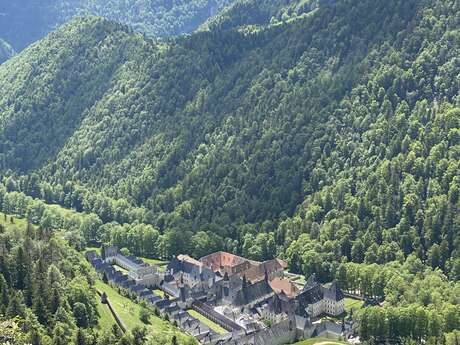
200, 251, 253, 270
177, 254, 202, 267
245, 258, 287, 283
269, 277, 299, 298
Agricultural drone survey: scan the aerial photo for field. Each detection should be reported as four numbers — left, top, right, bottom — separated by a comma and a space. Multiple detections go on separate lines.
187, 309, 228, 334
285, 272, 306, 287
291, 337, 348, 345
94, 279, 193, 342
95, 280, 146, 330
153, 289, 166, 298
85, 246, 102, 255
113, 264, 130, 274
344, 298, 364, 312
141, 257, 169, 271
96, 298, 116, 330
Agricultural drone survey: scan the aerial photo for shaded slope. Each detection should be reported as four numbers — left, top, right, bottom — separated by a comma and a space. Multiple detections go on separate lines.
0, 17, 152, 171
0, 0, 459, 276
1, 0, 424, 236
0, 0, 235, 52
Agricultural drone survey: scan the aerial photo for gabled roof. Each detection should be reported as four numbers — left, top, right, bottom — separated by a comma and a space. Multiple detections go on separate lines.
303, 274, 318, 291
233, 279, 274, 306
155, 299, 172, 310
178, 254, 202, 267
314, 320, 342, 336
242, 258, 287, 283
200, 251, 255, 271
173, 311, 189, 321
296, 283, 323, 313
167, 257, 202, 279
147, 295, 162, 304
269, 278, 299, 299
322, 280, 344, 301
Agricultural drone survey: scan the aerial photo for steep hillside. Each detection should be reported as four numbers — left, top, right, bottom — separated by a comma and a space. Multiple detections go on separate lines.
0, 0, 234, 51
0, 0, 459, 278
0, 214, 102, 343
200, 0, 318, 32
0, 0, 460, 342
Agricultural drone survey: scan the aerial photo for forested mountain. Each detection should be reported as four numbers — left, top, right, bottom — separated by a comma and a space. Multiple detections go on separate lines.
0, 38, 14, 64
2, 0, 458, 268
0, 0, 234, 51
200, 0, 318, 32
0, 0, 460, 342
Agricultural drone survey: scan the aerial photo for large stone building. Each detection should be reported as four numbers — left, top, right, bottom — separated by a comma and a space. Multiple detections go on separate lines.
86, 248, 349, 345
104, 246, 161, 287
199, 252, 287, 283
264, 274, 345, 320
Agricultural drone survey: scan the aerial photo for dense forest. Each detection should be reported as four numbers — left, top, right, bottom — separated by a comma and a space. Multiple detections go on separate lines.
0, 0, 234, 51
0, 215, 197, 344
0, 215, 105, 344
0, 0, 459, 343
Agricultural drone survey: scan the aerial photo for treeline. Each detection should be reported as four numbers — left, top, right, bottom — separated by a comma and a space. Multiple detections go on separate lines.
0, 1, 459, 343
0, 178, 224, 260
0, 215, 102, 344
360, 306, 460, 345
0, 0, 459, 276
201, 0, 318, 32
332, 259, 460, 343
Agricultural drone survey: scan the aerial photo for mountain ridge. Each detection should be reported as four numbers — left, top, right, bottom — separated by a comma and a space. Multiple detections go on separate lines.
0, 0, 236, 51
0, 0, 458, 278
0, 1, 459, 342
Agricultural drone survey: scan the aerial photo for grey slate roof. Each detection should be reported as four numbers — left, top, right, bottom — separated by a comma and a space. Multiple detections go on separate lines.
313, 320, 342, 337
322, 280, 344, 301
233, 279, 273, 306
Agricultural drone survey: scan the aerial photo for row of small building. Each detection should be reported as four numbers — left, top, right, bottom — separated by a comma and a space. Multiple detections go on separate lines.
86, 251, 223, 341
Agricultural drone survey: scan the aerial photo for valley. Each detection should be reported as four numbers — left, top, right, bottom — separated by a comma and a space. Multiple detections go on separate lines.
0, 0, 459, 344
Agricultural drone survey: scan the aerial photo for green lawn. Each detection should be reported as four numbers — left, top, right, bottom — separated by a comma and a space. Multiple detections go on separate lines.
95, 280, 146, 330
96, 299, 117, 330
114, 265, 130, 274
141, 257, 169, 272
85, 246, 102, 255
344, 297, 364, 312
187, 309, 227, 334
48, 204, 78, 218
94, 280, 191, 342
291, 337, 348, 345
153, 289, 165, 298
141, 257, 169, 265
285, 272, 306, 287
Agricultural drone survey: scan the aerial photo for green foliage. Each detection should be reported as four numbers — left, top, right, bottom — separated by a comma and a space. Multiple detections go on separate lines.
0, 217, 100, 344
201, 0, 317, 32
0, 317, 29, 345
0, 0, 235, 51
0, 0, 459, 343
